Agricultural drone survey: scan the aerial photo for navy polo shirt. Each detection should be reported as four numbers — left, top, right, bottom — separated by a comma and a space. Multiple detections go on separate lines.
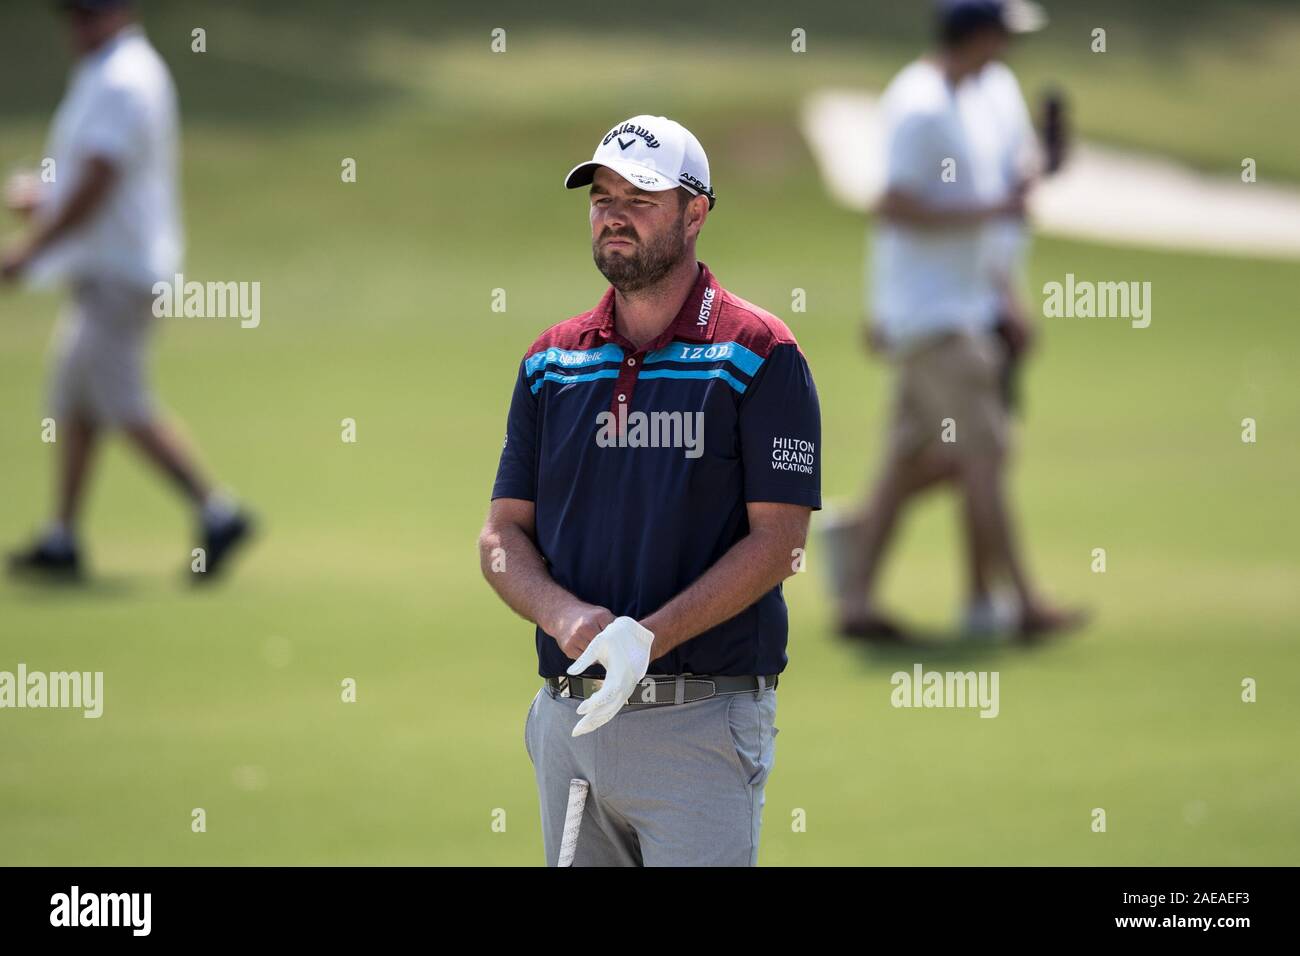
492, 263, 821, 678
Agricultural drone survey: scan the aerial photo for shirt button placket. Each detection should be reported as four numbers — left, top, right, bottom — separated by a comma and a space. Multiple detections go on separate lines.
611, 351, 643, 416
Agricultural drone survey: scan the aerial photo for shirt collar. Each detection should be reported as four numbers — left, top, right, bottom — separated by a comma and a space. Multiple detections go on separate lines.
580, 262, 720, 351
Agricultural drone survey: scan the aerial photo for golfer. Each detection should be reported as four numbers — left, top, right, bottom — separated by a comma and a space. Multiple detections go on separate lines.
825, 0, 1081, 640
479, 115, 821, 866
3, 0, 251, 581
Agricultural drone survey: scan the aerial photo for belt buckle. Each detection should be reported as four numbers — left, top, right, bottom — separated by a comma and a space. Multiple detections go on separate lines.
557, 676, 572, 699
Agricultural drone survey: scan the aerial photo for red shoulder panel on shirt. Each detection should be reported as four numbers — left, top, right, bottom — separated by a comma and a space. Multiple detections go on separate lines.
519, 279, 804, 362
713, 289, 802, 359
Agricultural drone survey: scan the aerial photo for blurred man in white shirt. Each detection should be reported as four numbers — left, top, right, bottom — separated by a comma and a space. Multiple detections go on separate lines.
826, 0, 1083, 641
2, 0, 252, 581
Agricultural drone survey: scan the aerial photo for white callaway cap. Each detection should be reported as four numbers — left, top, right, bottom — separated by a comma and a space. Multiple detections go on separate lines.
565, 114, 715, 209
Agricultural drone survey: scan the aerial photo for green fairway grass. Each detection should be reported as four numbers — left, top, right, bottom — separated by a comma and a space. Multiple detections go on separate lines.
1, 3, 1297, 865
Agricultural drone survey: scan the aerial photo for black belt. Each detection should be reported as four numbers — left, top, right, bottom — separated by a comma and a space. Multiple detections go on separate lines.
545, 674, 778, 707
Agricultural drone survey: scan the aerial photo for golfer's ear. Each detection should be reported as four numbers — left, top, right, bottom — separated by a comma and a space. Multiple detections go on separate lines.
693, 193, 710, 221
685, 194, 708, 234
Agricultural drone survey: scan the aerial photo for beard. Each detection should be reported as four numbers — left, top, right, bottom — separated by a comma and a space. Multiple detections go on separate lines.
592, 215, 687, 294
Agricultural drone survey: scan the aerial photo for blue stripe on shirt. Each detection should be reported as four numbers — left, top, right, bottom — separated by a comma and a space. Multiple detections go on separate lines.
524, 343, 625, 376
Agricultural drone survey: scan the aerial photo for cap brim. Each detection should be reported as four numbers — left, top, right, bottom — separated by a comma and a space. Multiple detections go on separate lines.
564, 160, 678, 193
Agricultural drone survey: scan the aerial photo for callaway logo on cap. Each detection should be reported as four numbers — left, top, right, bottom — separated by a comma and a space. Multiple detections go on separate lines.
565, 114, 716, 209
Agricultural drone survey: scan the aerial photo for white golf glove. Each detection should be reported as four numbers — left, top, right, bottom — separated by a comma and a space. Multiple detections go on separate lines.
566, 616, 655, 737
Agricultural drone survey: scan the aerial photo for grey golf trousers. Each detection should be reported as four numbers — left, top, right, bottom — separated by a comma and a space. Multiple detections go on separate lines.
524, 682, 779, 866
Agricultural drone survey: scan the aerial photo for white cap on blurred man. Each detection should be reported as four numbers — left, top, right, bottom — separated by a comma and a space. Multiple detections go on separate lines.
935, 0, 1048, 39
564, 114, 716, 209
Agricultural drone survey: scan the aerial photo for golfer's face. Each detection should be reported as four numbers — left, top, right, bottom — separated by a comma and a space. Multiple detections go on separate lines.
589, 167, 677, 258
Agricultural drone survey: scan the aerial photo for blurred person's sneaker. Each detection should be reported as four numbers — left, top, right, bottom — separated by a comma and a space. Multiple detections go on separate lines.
960, 593, 1018, 641
193, 509, 254, 583
1018, 603, 1089, 642
7, 535, 82, 582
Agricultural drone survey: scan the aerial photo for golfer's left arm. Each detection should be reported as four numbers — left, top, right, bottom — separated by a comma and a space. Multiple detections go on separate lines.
641, 502, 810, 658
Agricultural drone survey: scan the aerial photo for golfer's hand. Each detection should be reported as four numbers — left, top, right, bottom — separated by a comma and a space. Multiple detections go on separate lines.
566, 616, 654, 737
549, 601, 616, 662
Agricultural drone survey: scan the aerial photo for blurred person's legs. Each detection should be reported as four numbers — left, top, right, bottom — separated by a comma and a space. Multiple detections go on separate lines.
831, 331, 1068, 638
122, 415, 253, 580
57, 414, 99, 530
959, 479, 1011, 638
830, 445, 957, 638
12, 412, 102, 578
123, 418, 211, 509
9, 278, 252, 580
920, 330, 1081, 638
958, 449, 1083, 638
831, 333, 980, 636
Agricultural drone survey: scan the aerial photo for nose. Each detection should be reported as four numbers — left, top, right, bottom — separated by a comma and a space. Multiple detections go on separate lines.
594, 201, 629, 232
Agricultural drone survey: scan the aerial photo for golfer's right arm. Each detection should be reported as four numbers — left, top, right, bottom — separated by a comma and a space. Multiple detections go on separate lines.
479, 497, 613, 659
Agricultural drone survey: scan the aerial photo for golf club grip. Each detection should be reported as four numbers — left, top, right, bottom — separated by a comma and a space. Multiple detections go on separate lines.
1040, 88, 1068, 175
557, 778, 590, 867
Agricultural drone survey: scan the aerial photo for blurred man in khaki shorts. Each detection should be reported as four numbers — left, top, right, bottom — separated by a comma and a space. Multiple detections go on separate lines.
2, 0, 251, 581
890, 330, 1009, 462
823, 0, 1083, 641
